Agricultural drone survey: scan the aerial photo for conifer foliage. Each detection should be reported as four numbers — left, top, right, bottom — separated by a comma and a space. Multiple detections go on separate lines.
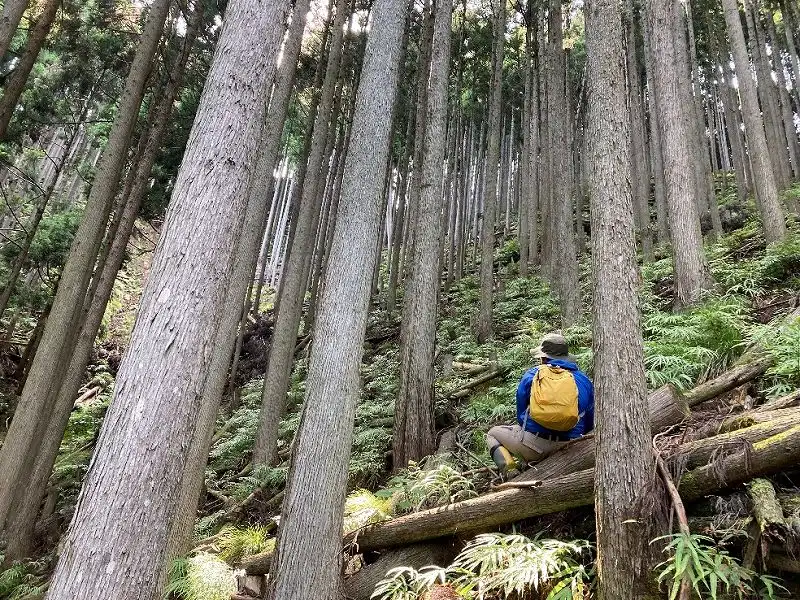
0, 0, 799, 598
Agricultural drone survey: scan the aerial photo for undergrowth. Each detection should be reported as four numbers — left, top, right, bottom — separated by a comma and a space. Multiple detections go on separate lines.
654, 533, 787, 600
371, 532, 593, 600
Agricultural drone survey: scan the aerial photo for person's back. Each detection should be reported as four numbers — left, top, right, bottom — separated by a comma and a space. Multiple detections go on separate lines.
486, 333, 594, 474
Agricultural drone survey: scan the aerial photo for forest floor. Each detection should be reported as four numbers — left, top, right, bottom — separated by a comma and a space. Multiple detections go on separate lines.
185, 205, 799, 599
3, 189, 800, 599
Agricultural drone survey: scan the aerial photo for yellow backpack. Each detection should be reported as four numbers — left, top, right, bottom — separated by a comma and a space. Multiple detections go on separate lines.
529, 364, 579, 431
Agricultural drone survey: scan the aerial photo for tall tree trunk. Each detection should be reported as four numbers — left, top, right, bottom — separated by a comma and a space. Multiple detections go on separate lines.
782, 5, 800, 118
644, 0, 709, 308
393, 0, 451, 470
549, 0, 581, 325
265, 0, 408, 595
767, 13, 800, 180
1, 71, 165, 556
476, 0, 504, 343
250, 0, 317, 316
0, 0, 172, 530
586, 2, 657, 596
401, 2, 434, 281
519, 7, 533, 277
251, 0, 350, 466
624, 0, 653, 261
0, 0, 29, 62
682, 0, 722, 237
529, 29, 540, 266
43, 0, 291, 596
644, 49, 669, 246
722, 0, 787, 243
744, 0, 791, 188
0, 0, 60, 139
720, 65, 752, 203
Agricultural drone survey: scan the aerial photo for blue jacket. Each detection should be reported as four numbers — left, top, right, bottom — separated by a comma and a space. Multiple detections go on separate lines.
516, 359, 595, 440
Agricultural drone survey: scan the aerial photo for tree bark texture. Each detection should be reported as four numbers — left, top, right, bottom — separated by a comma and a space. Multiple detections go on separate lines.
722, 0, 786, 243
548, 0, 581, 326
645, 0, 709, 307
0, 0, 172, 531
745, 1, 792, 189
0, 0, 60, 139
0, 0, 29, 65
265, 0, 408, 596
1, 11, 202, 562
641, 19, 669, 247
251, 0, 349, 466
624, 0, 653, 262
518, 37, 530, 277
44, 0, 290, 596
393, 0, 452, 470
475, 0, 504, 343
681, 0, 721, 237
586, 4, 659, 593
401, 3, 434, 281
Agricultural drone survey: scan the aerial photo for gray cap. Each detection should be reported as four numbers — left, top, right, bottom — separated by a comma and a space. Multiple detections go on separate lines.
531, 332, 576, 363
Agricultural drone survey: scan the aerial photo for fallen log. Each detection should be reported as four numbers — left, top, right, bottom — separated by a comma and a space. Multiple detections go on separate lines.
753, 389, 800, 413
513, 385, 687, 483
715, 406, 800, 434
514, 360, 784, 485
350, 425, 800, 553
343, 541, 459, 600
451, 362, 491, 376
747, 478, 788, 543
446, 367, 508, 400
676, 414, 799, 470
679, 425, 800, 502
683, 356, 773, 407
768, 552, 800, 574
241, 549, 272, 575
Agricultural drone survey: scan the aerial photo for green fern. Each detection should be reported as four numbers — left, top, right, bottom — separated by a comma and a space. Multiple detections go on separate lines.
654, 533, 788, 600
449, 533, 592, 599
370, 533, 592, 600
751, 320, 800, 400
379, 461, 477, 514
643, 297, 750, 390
371, 565, 450, 600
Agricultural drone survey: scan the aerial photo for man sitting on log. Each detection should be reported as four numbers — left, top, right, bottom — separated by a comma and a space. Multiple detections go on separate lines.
486, 333, 595, 476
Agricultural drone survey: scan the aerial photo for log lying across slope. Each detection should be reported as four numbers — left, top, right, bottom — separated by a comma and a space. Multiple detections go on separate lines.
513, 357, 774, 485
350, 424, 800, 553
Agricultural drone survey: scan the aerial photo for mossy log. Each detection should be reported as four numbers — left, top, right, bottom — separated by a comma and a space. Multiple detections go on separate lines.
343, 540, 459, 600
778, 491, 800, 516
678, 425, 800, 502
351, 425, 800, 552
513, 385, 687, 483
716, 406, 800, 434
746, 478, 788, 542
676, 414, 800, 470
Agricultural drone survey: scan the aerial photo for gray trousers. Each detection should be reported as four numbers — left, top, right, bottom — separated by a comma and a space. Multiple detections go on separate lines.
486, 424, 567, 464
